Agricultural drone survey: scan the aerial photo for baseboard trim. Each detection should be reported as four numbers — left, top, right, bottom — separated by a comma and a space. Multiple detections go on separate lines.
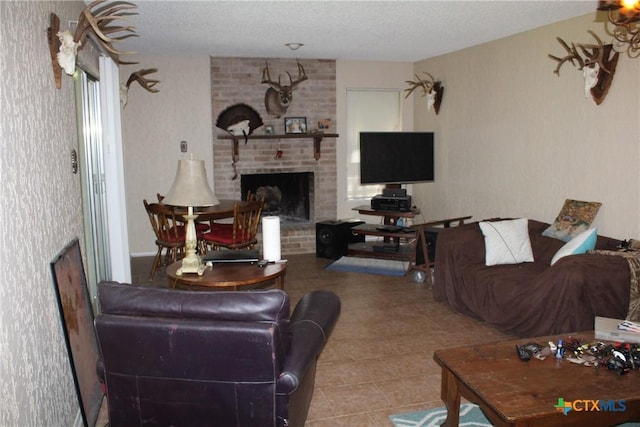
131, 251, 156, 258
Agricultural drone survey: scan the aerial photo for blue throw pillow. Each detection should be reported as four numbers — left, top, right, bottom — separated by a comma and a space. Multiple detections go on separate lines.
550, 228, 597, 266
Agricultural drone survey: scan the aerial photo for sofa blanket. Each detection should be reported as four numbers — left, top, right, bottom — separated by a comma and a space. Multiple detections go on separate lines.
433, 219, 631, 337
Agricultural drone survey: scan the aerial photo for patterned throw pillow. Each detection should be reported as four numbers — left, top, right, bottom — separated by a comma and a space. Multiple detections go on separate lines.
542, 199, 602, 242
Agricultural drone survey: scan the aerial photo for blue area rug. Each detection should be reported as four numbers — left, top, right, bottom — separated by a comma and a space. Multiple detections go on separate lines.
390, 404, 640, 427
389, 404, 490, 427
324, 256, 407, 276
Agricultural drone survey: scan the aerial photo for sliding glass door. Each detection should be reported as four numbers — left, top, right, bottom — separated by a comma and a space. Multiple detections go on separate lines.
76, 70, 111, 301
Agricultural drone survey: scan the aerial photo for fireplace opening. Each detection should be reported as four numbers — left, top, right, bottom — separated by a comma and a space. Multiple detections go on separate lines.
241, 172, 313, 224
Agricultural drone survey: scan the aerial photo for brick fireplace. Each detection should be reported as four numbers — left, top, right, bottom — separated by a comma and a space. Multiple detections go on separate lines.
211, 57, 337, 255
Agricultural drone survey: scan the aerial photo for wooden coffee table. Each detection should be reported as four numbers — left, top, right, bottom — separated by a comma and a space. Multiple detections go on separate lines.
167, 261, 286, 291
433, 331, 640, 427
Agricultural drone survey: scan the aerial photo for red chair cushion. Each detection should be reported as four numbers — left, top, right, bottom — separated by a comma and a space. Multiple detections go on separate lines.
195, 222, 210, 233
203, 227, 236, 245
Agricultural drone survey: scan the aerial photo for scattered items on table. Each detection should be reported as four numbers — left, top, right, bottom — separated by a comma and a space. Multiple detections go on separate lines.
514, 336, 640, 375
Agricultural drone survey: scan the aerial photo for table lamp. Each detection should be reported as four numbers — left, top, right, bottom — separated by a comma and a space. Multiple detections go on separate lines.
163, 157, 219, 276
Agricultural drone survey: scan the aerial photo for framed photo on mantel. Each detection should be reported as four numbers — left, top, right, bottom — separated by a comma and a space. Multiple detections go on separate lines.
285, 117, 307, 134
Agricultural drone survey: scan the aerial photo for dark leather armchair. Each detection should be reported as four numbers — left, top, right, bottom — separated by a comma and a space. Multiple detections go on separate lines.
95, 282, 340, 427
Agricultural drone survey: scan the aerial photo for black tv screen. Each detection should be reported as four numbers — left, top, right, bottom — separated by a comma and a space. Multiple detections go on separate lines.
359, 132, 434, 185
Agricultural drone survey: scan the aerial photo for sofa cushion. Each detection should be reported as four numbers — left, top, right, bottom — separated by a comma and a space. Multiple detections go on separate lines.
543, 199, 602, 242
478, 218, 534, 266
550, 228, 598, 265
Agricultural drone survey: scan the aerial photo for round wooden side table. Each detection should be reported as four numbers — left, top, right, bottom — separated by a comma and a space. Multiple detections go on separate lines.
166, 261, 287, 291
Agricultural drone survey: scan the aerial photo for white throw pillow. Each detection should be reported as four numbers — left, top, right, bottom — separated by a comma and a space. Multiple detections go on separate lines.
479, 218, 534, 266
550, 228, 598, 266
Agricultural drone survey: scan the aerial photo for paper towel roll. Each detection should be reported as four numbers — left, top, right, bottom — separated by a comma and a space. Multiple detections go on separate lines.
262, 216, 281, 262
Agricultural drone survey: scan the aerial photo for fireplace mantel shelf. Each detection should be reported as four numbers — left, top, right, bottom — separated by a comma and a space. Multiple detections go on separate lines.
218, 133, 339, 163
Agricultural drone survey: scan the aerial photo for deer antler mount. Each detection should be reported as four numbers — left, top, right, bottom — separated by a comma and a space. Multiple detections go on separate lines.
261, 61, 308, 118
548, 30, 619, 105
405, 72, 444, 114
50, 0, 139, 87
121, 68, 161, 109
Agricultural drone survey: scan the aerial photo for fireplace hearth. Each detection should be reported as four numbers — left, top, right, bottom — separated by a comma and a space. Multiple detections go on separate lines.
241, 172, 313, 224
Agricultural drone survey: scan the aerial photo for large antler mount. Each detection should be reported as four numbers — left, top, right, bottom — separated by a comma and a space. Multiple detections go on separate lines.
50, 0, 161, 100
51, 0, 139, 82
549, 30, 619, 105
74, 0, 139, 61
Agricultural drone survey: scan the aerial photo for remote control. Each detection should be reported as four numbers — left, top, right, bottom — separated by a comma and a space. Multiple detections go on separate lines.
257, 260, 268, 268
516, 344, 531, 362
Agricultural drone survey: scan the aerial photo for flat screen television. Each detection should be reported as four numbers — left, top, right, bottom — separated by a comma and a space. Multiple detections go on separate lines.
359, 132, 434, 185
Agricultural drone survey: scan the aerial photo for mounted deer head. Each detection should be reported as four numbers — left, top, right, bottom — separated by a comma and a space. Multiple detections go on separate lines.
261, 61, 308, 118
56, 0, 138, 76
405, 72, 444, 114
548, 30, 619, 105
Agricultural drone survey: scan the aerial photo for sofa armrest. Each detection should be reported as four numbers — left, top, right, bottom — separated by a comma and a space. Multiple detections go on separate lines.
276, 290, 340, 394
524, 253, 631, 334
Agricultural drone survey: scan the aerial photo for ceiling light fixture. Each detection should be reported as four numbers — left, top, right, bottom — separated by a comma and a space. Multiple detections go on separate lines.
285, 42, 304, 51
597, 0, 640, 56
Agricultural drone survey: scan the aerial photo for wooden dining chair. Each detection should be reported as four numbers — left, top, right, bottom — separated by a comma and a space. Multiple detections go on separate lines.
206, 191, 257, 236
143, 199, 186, 280
202, 198, 264, 251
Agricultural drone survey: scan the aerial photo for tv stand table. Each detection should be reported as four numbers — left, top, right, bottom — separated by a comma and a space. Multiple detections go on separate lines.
347, 205, 418, 262
348, 205, 472, 273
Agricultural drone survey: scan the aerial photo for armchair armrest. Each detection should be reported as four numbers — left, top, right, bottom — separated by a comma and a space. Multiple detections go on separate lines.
277, 290, 340, 394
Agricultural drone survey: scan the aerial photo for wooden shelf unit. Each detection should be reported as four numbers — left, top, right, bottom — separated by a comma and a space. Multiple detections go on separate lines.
347, 224, 417, 261
348, 206, 417, 261
218, 132, 339, 162
348, 204, 472, 280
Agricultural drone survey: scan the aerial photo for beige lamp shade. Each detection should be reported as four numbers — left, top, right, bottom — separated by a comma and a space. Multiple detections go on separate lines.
163, 158, 219, 207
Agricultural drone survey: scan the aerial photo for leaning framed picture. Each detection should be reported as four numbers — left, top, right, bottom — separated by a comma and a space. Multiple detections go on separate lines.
284, 117, 307, 134
51, 239, 103, 427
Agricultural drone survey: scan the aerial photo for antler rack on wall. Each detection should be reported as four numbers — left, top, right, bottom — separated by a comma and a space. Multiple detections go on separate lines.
47, 0, 160, 97
548, 30, 619, 105
404, 72, 444, 114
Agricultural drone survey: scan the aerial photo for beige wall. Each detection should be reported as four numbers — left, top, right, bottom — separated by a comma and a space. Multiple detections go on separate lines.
121, 14, 640, 252
1, 1, 87, 424
412, 13, 640, 239
121, 55, 214, 255
335, 60, 415, 220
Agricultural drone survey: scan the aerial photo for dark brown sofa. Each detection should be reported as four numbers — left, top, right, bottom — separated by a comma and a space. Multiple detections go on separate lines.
433, 219, 631, 337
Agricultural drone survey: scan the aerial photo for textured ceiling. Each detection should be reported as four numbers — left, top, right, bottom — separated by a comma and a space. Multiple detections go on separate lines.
117, 1, 598, 62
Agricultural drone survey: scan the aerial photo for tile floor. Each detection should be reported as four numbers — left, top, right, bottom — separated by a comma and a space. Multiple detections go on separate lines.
109, 253, 515, 426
